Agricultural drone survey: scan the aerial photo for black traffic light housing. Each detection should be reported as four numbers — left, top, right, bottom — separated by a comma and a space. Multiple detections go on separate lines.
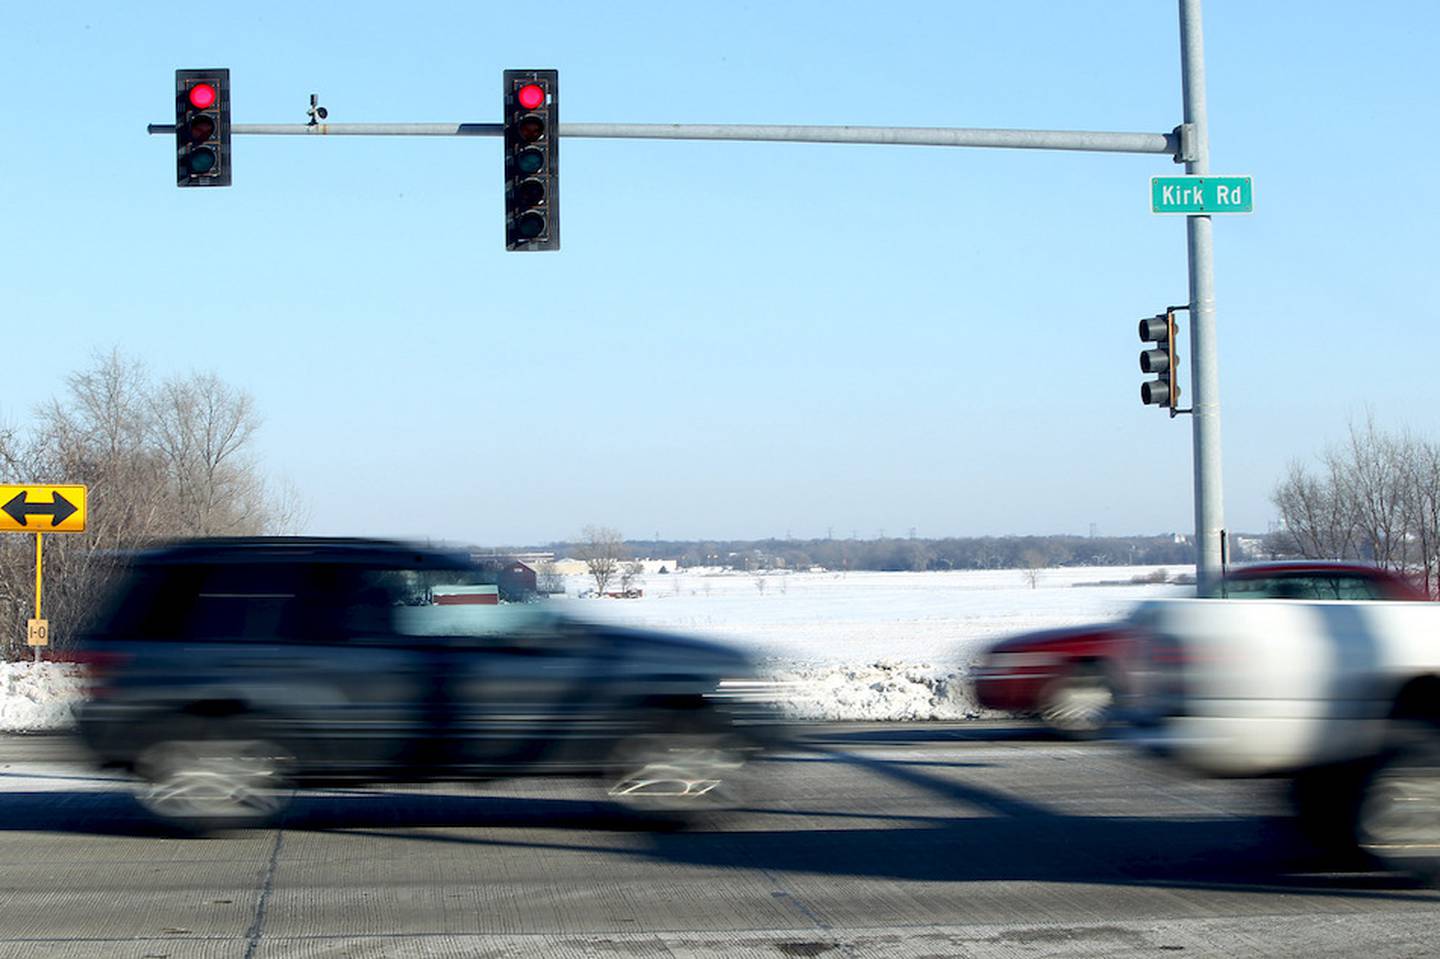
175, 69, 231, 187
503, 69, 559, 251
1139, 310, 1180, 411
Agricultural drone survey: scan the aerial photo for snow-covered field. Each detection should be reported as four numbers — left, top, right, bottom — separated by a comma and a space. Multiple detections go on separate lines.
558, 565, 1191, 720
0, 565, 1191, 731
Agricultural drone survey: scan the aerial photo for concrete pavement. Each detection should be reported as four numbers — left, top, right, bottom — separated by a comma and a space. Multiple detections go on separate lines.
0, 725, 1435, 957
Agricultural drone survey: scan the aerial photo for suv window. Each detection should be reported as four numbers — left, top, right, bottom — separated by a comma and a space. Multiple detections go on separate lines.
184, 564, 310, 641
92, 565, 200, 641
308, 565, 510, 638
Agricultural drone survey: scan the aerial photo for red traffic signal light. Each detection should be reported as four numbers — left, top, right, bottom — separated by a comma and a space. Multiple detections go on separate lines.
175, 69, 231, 187
503, 69, 559, 252
187, 83, 217, 110
517, 83, 546, 111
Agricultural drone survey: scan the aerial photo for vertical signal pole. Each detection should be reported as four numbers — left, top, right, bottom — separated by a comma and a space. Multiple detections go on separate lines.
1179, 0, 1224, 590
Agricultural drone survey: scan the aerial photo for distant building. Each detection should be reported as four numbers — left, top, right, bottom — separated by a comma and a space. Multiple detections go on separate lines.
432, 584, 499, 606
551, 558, 679, 577
466, 559, 538, 601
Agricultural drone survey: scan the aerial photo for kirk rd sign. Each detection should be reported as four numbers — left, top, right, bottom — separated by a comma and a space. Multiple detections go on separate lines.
1151, 175, 1253, 215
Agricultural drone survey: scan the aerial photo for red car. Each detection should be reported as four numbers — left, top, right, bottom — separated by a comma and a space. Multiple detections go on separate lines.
972, 562, 1427, 736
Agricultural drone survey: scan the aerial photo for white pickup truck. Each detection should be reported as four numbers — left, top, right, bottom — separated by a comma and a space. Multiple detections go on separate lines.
1131, 596, 1440, 877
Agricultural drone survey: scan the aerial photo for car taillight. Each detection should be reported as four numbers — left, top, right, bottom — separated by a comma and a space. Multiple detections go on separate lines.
68, 650, 131, 698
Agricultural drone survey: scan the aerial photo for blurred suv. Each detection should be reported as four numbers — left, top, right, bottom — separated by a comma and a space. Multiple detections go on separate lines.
971, 562, 1426, 737
72, 537, 778, 830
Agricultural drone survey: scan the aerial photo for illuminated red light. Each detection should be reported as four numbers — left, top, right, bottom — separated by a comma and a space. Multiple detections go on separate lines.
188, 83, 217, 110
517, 83, 545, 111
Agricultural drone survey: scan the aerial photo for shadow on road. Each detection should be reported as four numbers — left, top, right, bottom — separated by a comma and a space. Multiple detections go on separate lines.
799, 723, 1062, 746
0, 744, 1433, 904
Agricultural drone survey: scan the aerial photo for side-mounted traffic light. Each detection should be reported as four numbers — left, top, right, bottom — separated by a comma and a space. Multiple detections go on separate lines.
503, 69, 559, 251
175, 69, 231, 187
1139, 311, 1180, 410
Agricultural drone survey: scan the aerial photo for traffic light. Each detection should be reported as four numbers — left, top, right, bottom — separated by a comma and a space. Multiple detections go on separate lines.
175, 69, 231, 187
1139, 311, 1179, 410
503, 69, 559, 251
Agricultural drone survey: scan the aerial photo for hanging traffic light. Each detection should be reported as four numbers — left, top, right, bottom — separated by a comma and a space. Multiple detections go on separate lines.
175, 69, 231, 187
1139, 311, 1179, 410
503, 69, 559, 251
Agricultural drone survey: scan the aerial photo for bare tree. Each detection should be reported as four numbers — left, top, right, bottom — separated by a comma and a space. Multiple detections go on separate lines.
151, 372, 263, 536
1271, 460, 1357, 560
0, 351, 302, 658
1342, 417, 1408, 570
1401, 439, 1440, 598
578, 525, 624, 596
619, 560, 644, 596
535, 560, 566, 595
1021, 549, 1046, 589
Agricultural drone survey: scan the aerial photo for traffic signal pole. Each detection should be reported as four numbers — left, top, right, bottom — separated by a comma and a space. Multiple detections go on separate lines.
1179, 0, 1225, 590
148, 0, 1226, 583
149, 121, 1179, 155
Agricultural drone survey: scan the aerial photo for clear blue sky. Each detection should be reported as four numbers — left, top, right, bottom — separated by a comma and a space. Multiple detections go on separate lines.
3, 1, 1437, 546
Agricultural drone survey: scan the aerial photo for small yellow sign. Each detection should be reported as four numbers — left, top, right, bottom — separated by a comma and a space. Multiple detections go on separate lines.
0, 485, 87, 534
27, 619, 48, 647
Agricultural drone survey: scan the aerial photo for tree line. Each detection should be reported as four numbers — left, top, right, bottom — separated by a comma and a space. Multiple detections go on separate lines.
544, 532, 1215, 576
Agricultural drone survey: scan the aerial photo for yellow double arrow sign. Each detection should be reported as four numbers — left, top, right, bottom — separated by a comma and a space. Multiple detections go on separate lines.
0, 485, 87, 534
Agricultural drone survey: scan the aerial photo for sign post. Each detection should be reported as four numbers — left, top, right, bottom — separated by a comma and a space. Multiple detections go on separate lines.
1, 485, 87, 660
28, 533, 46, 661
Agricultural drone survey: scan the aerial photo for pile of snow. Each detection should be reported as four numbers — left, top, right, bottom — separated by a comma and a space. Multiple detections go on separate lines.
0, 566, 1191, 731
758, 659, 993, 722
0, 662, 83, 733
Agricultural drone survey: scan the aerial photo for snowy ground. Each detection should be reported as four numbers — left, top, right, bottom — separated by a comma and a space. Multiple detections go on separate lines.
1, 565, 1191, 731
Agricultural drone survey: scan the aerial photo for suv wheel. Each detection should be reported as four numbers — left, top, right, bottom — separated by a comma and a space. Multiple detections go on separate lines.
605, 723, 746, 821
134, 724, 295, 832
1039, 664, 1115, 738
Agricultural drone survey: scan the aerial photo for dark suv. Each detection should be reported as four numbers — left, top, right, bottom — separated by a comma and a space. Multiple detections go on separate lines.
73, 538, 776, 830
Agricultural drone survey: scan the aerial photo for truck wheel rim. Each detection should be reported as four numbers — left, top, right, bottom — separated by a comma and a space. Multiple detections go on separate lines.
1359, 769, 1440, 854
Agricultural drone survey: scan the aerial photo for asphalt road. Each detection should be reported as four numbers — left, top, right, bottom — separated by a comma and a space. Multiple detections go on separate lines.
1, 725, 1438, 958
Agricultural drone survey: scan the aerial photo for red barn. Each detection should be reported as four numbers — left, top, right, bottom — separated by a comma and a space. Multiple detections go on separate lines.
431, 585, 500, 606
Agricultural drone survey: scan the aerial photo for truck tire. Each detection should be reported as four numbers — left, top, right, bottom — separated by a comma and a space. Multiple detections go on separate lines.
1288, 761, 1371, 860
1038, 663, 1115, 739
1356, 729, 1440, 882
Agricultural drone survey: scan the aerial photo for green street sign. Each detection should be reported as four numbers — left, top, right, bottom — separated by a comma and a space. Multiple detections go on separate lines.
1151, 175, 1253, 215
